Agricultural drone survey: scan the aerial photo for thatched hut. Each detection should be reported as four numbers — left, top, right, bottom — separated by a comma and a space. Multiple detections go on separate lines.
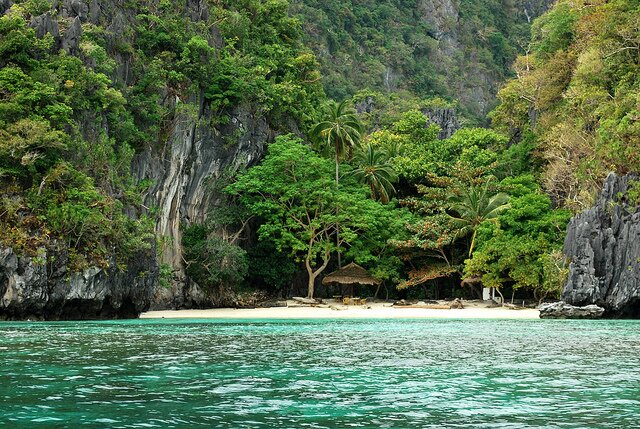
322, 263, 380, 296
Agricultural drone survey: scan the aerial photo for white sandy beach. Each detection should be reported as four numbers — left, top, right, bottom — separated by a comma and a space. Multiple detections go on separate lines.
141, 301, 540, 319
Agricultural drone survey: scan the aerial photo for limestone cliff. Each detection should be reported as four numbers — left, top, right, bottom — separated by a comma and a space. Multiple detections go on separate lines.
293, 0, 554, 119
0, 247, 157, 320
133, 102, 272, 309
563, 173, 640, 318
0, 0, 284, 315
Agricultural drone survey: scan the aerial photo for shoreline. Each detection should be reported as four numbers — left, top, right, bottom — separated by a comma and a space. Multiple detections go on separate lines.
141, 302, 540, 320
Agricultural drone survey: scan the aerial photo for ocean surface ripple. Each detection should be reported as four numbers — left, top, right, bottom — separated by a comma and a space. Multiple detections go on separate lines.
1, 318, 639, 428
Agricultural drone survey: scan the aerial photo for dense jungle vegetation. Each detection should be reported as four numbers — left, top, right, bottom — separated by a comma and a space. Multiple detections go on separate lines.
290, 0, 541, 120
0, 0, 638, 302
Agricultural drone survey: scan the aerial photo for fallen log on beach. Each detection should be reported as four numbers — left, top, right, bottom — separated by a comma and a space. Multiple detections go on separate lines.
394, 304, 452, 309
292, 297, 321, 305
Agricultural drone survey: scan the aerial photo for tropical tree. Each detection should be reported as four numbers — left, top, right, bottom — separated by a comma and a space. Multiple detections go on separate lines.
311, 100, 363, 268
463, 175, 571, 303
347, 143, 398, 203
227, 135, 396, 299
447, 178, 511, 257
311, 100, 363, 185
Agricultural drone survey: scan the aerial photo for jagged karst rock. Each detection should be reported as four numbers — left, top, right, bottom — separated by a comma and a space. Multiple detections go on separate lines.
133, 101, 272, 309
30, 12, 60, 39
563, 173, 640, 318
423, 106, 460, 139
354, 96, 376, 115
417, 0, 459, 42
538, 302, 605, 319
61, 16, 82, 55
0, 247, 158, 320
186, 0, 210, 22
62, 0, 89, 21
0, 0, 12, 15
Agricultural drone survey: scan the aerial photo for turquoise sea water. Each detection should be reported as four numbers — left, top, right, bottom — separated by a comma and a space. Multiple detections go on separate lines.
1, 318, 639, 428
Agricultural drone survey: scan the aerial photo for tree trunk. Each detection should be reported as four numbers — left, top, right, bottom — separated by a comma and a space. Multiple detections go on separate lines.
468, 228, 478, 257
374, 283, 381, 299
336, 232, 341, 269
335, 153, 342, 268
307, 273, 316, 299
495, 287, 505, 306
305, 252, 331, 299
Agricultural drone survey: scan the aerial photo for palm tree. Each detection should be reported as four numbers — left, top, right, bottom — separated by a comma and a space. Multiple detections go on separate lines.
311, 100, 362, 185
447, 178, 510, 257
347, 143, 398, 203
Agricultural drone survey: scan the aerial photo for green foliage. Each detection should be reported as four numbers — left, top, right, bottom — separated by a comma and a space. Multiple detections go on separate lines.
182, 224, 248, 291
0, 9, 151, 269
369, 112, 507, 182
341, 194, 412, 285
345, 143, 398, 203
531, 3, 578, 56
290, 0, 537, 119
246, 240, 298, 291
464, 176, 571, 296
351, 90, 424, 132
24, 164, 153, 270
227, 135, 337, 257
0, 0, 586, 303
1, 0, 328, 277
201, 0, 324, 125
227, 135, 410, 296
447, 177, 511, 257
492, 0, 640, 210
311, 100, 362, 180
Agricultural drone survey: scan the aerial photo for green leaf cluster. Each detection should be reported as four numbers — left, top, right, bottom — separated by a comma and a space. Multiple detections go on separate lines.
182, 224, 248, 292
227, 135, 411, 295
463, 175, 571, 296
492, 0, 640, 210
0, 9, 152, 269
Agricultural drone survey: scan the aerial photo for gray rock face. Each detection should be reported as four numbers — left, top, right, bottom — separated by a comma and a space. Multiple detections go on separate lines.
562, 173, 640, 318
0, 247, 158, 320
423, 107, 459, 139
61, 16, 83, 55
1, 0, 276, 312
61, 0, 89, 21
133, 101, 271, 309
538, 301, 605, 319
30, 12, 60, 39
0, 0, 12, 15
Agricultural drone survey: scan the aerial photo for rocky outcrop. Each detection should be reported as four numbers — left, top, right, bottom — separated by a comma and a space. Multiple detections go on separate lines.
61, 16, 83, 55
0, 247, 158, 320
423, 106, 459, 139
0, 0, 12, 15
30, 12, 59, 39
133, 100, 272, 309
416, 0, 553, 118
1, 0, 276, 313
562, 173, 640, 318
538, 301, 605, 319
